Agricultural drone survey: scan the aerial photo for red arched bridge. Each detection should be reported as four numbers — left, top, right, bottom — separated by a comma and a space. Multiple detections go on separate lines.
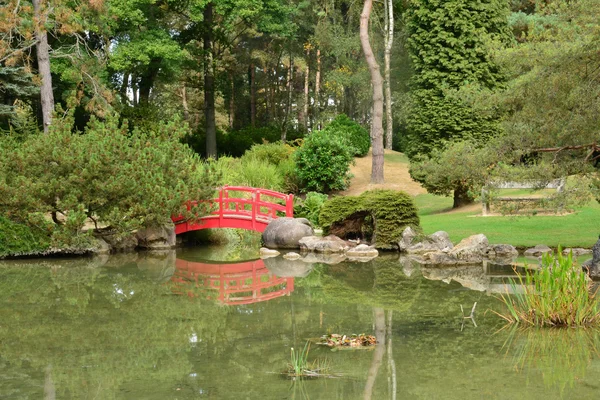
172, 258, 294, 305
172, 186, 294, 235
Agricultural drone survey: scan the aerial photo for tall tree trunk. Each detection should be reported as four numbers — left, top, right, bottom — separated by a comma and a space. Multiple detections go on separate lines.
360, 0, 384, 184
138, 64, 158, 106
181, 84, 190, 121
363, 308, 386, 400
269, 67, 276, 123
249, 62, 256, 127
282, 53, 294, 141
204, 2, 217, 158
228, 73, 234, 129
32, 0, 54, 134
302, 48, 310, 130
120, 73, 129, 104
315, 48, 321, 129
384, 0, 394, 149
132, 74, 138, 106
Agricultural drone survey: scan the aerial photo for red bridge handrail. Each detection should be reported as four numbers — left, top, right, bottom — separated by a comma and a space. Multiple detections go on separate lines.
172, 186, 294, 234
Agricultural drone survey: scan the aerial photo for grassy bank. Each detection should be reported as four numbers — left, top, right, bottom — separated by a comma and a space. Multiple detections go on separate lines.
415, 193, 600, 248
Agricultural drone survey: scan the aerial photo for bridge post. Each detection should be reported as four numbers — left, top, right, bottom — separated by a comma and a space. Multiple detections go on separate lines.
286, 194, 294, 217
251, 190, 258, 230
218, 188, 224, 227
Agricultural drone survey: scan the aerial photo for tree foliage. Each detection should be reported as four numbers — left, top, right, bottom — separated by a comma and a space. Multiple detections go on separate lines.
0, 114, 220, 246
404, 0, 510, 159
322, 114, 370, 157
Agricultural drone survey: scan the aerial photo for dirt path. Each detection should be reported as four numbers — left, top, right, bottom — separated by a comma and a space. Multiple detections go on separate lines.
340, 149, 427, 197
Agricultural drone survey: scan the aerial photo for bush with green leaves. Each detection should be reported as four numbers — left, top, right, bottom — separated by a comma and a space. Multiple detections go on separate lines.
211, 142, 299, 193
323, 114, 370, 157
0, 216, 50, 257
0, 114, 220, 248
295, 192, 328, 227
294, 131, 354, 193
319, 190, 420, 249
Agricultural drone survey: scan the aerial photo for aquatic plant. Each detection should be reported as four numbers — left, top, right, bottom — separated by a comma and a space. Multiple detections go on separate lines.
497, 250, 600, 327
287, 342, 331, 378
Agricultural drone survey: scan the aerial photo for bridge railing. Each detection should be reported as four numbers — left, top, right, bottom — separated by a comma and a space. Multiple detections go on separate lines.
172, 186, 294, 232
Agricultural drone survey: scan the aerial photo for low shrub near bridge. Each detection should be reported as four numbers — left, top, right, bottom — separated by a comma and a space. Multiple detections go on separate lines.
319, 190, 420, 249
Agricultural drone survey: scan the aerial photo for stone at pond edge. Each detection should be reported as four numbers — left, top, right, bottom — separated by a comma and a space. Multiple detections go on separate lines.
582, 237, 600, 278
136, 224, 176, 250
301, 252, 348, 265
346, 244, 378, 258
299, 235, 351, 253
524, 244, 552, 257
98, 231, 138, 252
486, 244, 518, 259
262, 217, 314, 249
563, 248, 592, 256
259, 247, 280, 258
283, 252, 301, 260
422, 234, 489, 264
401, 229, 453, 254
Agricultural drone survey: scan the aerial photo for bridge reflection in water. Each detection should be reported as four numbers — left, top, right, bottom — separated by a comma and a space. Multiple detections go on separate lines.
172, 258, 294, 305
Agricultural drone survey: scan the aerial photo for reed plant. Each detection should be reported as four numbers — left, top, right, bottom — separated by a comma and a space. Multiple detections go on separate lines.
497, 250, 600, 327
287, 341, 331, 378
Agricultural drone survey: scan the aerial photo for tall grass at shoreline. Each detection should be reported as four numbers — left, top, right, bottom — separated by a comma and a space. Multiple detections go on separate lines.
497, 250, 600, 327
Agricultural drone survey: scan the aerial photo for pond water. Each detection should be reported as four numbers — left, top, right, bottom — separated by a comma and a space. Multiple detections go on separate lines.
1, 246, 600, 399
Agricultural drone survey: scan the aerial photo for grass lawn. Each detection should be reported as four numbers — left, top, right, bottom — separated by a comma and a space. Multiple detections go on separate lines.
415, 193, 600, 248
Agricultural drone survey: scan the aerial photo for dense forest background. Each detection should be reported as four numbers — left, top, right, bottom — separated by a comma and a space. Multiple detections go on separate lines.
1, 0, 599, 249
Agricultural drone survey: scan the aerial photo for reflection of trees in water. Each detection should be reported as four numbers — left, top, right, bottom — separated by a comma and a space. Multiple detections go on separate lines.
0, 258, 229, 399
505, 327, 600, 394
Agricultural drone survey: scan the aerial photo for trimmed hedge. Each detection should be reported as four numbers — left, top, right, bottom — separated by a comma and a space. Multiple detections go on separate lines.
319, 190, 420, 249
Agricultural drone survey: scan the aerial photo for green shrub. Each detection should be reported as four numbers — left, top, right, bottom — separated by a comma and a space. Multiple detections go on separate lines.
323, 114, 370, 157
319, 190, 420, 249
243, 142, 295, 166
0, 216, 50, 257
498, 250, 600, 327
294, 131, 354, 193
295, 192, 329, 227
0, 114, 220, 247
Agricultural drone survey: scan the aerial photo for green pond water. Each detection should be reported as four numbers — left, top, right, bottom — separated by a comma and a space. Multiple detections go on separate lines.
1, 246, 600, 399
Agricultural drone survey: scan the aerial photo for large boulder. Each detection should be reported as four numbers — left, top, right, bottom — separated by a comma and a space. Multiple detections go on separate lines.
136, 224, 176, 250
450, 234, 489, 263
422, 234, 488, 265
99, 232, 138, 252
401, 229, 453, 254
299, 235, 351, 253
262, 218, 314, 249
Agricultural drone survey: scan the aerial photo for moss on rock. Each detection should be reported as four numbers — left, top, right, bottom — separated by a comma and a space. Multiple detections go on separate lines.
318, 190, 420, 249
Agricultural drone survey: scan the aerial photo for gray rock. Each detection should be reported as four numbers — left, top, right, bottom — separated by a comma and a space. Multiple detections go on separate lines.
524, 244, 552, 257
398, 226, 418, 252
92, 237, 111, 255
563, 248, 592, 256
450, 234, 489, 263
263, 257, 315, 277
262, 218, 314, 249
582, 237, 600, 278
406, 231, 453, 254
259, 247, 280, 258
346, 244, 379, 258
100, 232, 138, 252
486, 244, 518, 259
299, 235, 350, 253
283, 252, 301, 260
136, 224, 176, 250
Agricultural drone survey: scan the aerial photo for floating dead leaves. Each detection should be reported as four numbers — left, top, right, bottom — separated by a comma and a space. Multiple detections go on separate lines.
320, 334, 377, 349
